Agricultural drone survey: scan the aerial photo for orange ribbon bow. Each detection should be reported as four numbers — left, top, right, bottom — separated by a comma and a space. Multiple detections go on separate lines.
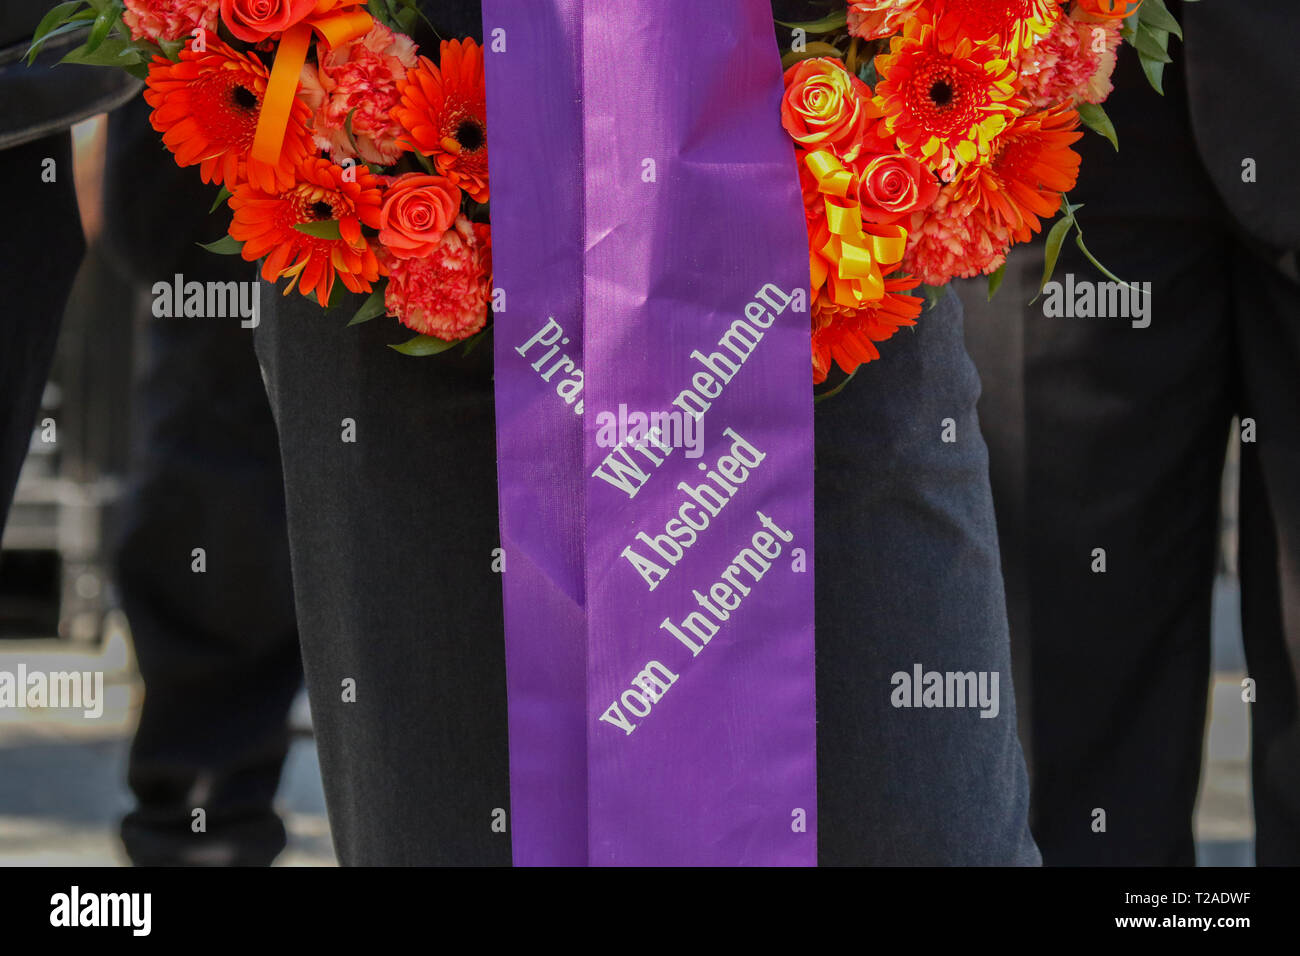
250, 0, 374, 167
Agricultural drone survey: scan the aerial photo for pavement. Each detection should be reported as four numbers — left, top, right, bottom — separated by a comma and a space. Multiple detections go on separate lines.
0, 578, 1256, 867
0, 613, 334, 866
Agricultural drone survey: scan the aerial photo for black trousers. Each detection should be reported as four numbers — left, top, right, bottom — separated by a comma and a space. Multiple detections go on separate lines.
254, 285, 1038, 866
105, 97, 302, 866
113, 309, 302, 866
962, 48, 1300, 865
0, 132, 83, 534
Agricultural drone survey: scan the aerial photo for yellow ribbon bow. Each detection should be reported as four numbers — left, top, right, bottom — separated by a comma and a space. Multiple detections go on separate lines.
804, 149, 908, 309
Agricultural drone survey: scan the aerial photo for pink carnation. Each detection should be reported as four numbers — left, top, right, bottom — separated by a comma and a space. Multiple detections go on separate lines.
1016, 9, 1123, 109
902, 187, 1011, 286
297, 23, 418, 167
122, 0, 219, 43
384, 216, 492, 341
846, 0, 926, 40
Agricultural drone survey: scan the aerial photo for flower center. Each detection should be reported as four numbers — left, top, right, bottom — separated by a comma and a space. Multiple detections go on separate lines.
455, 119, 485, 152
929, 79, 955, 108
231, 84, 258, 111
309, 201, 334, 220
906, 56, 985, 134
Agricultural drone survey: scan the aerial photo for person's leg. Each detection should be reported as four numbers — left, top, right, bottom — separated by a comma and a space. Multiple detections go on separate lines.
1232, 240, 1300, 866
106, 98, 302, 866
1021, 219, 1232, 865
0, 132, 84, 533
815, 289, 1038, 865
115, 309, 302, 866
957, 262, 1033, 766
254, 290, 511, 866
968, 47, 1235, 865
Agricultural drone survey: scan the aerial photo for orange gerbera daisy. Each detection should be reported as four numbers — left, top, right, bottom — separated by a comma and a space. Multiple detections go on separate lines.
143, 37, 311, 192
229, 157, 384, 304
873, 20, 1023, 177
928, 0, 1060, 56
950, 105, 1083, 243
811, 271, 923, 383
391, 39, 488, 202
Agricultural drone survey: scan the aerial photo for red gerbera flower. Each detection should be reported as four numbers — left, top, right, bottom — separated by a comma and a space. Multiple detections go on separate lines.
928, 0, 1060, 55
391, 39, 488, 201
951, 105, 1083, 243
229, 157, 384, 304
811, 271, 923, 383
873, 20, 1024, 177
143, 37, 311, 192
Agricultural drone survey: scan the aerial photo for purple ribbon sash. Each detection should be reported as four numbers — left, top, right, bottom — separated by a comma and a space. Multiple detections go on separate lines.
485, 0, 817, 865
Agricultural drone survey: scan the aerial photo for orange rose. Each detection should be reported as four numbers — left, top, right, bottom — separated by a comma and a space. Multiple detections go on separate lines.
220, 0, 316, 42
781, 58, 880, 161
377, 173, 462, 259
854, 153, 939, 224
1074, 0, 1143, 19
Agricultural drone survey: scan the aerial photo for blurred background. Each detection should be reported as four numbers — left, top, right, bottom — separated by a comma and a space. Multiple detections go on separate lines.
0, 114, 335, 866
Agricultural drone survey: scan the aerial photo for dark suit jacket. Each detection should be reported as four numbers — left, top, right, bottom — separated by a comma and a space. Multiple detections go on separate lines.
1182, 0, 1300, 250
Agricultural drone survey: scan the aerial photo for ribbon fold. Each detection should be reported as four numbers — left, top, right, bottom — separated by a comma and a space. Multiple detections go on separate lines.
250, 3, 374, 167
805, 148, 908, 308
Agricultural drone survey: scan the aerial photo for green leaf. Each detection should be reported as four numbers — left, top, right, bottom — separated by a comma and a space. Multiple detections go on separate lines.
1076, 102, 1118, 151
1036, 213, 1076, 297
197, 235, 244, 255
27, 1, 86, 62
123, 60, 148, 80
986, 263, 1006, 302
781, 42, 843, 69
1139, 54, 1167, 94
1131, 23, 1171, 62
292, 220, 343, 240
84, 8, 114, 54
207, 185, 232, 214
775, 10, 848, 34
1139, 0, 1182, 40
324, 280, 351, 310
347, 287, 387, 326
411, 150, 436, 175
389, 333, 460, 357
158, 36, 185, 61
60, 35, 141, 66
370, 0, 401, 31
32, 1, 86, 39
1120, 12, 1139, 45
343, 107, 362, 157
920, 283, 947, 311
26, 18, 93, 64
